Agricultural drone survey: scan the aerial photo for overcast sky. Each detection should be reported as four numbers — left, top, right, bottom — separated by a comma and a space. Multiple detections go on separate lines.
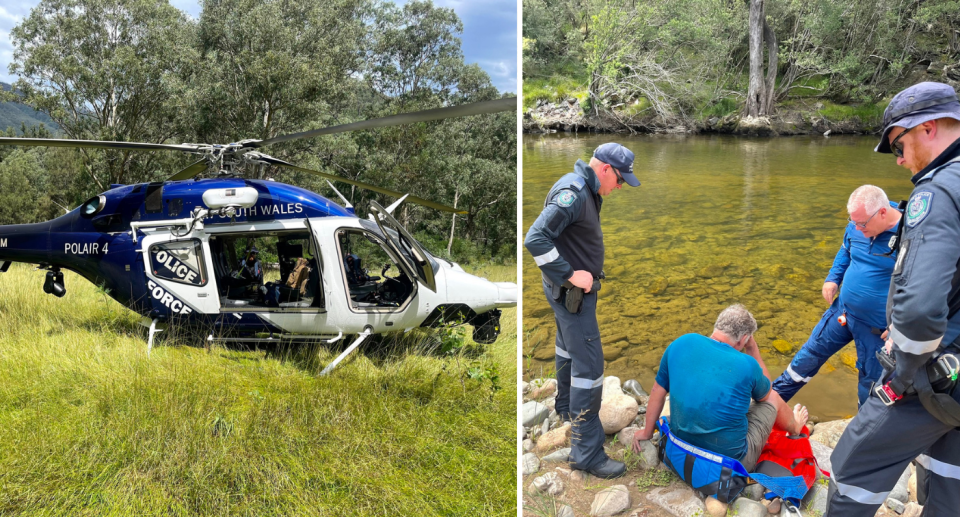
0, 0, 517, 93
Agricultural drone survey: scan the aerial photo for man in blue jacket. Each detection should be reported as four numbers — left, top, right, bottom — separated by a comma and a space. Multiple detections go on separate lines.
524, 143, 640, 479
771, 185, 901, 406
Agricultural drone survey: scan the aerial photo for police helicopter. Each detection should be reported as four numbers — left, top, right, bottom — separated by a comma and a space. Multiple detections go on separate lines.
0, 98, 518, 374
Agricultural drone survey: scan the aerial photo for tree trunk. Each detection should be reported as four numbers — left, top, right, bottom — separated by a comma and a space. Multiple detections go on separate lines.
762, 16, 778, 114
447, 188, 459, 257
746, 0, 765, 117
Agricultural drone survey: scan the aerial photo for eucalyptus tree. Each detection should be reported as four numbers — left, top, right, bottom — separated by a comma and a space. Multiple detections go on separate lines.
8, 0, 198, 189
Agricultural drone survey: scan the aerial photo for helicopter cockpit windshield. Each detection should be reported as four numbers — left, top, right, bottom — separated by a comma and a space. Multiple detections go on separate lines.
337, 229, 415, 310
209, 231, 322, 309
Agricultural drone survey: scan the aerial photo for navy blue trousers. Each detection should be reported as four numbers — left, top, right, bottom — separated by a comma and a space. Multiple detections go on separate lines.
542, 279, 606, 471
771, 300, 886, 406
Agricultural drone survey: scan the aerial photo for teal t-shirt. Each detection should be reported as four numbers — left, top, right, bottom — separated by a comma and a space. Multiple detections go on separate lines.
654, 333, 771, 460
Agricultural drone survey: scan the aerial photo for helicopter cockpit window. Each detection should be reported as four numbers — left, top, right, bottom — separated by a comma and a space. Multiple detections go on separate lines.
337, 229, 414, 310
149, 240, 207, 286
80, 195, 106, 217
209, 231, 322, 310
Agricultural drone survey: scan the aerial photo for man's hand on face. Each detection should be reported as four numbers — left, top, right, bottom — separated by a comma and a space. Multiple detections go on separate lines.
632, 427, 655, 453
822, 282, 839, 304
569, 270, 594, 292
743, 335, 759, 355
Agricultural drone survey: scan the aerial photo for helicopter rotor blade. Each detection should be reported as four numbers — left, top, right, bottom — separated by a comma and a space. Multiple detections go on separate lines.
166, 159, 208, 181
251, 97, 516, 149
0, 137, 201, 153
259, 156, 466, 214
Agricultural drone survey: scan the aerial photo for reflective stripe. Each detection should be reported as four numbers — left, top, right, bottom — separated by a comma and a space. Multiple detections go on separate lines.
555, 346, 570, 359
667, 429, 723, 463
571, 375, 603, 389
835, 481, 889, 505
917, 454, 960, 480
785, 365, 812, 383
890, 325, 942, 355
534, 248, 560, 266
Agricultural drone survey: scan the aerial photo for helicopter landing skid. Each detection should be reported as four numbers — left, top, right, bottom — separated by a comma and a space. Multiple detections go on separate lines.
320, 327, 374, 376
146, 318, 167, 357
204, 332, 345, 346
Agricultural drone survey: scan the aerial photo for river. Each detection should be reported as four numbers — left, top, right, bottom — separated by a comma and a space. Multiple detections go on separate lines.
522, 133, 912, 421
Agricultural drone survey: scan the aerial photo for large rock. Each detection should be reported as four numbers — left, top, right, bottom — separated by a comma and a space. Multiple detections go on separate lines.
522, 453, 540, 476
537, 424, 572, 453
528, 471, 564, 496
802, 483, 828, 514
542, 447, 571, 463
530, 378, 558, 399
729, 497, 766, 517
889, 466, 911, 503
704, 497, 727, 517
524, 400, 550, 427
810, 418, 853, 448
809, 440, 834, 477
616, 427, 638, 446
600, 394, 639, 434
589, 485, 631, 517
646, 486, 705, 517
902, 502, 923, 517
622, 379, 648, 402
557, 505, 574, 517
634, 439, 660, 469
742, 483, 765, 501
602, 376, 623, 401
886, 498, 906, 514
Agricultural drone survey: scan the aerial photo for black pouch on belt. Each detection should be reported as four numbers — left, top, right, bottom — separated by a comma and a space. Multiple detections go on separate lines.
565, 287, 583, 313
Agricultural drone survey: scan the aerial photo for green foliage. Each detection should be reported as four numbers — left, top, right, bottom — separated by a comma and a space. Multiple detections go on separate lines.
817, 101, 887, 126
524, 0, 960, 124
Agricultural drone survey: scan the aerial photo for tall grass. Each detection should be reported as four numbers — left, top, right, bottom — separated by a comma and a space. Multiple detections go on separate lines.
0, 263, 517, 516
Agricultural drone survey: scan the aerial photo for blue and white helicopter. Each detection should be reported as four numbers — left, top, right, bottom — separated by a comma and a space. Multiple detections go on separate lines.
0, 98, 517, 373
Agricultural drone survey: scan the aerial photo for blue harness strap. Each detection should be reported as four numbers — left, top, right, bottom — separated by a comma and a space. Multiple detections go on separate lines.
656, 417, 809, 505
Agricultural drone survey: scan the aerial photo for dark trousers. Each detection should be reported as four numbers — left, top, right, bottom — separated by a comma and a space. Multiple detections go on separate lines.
826, 387, 960, 516
542, 279, 606, 471
772, 300, 885, 406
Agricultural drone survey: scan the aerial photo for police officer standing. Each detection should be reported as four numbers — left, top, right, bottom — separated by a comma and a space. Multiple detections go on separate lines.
524, 143, 640, 479
827, 82, 960, 515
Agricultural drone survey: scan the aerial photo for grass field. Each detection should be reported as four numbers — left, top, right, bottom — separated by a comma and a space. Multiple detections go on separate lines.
0, 263, 517, 516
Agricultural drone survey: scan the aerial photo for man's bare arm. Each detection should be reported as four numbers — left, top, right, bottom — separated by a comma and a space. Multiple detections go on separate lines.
745, 335, 772, 381
633, 382, 667, 449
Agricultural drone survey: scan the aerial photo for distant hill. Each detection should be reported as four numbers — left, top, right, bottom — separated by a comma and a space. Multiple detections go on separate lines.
0, 82, 59, 134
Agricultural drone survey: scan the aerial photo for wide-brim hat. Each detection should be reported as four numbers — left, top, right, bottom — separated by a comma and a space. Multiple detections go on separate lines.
876, 82, 960, 153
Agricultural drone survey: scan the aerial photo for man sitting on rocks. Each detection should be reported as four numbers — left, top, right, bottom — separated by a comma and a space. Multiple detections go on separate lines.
632, 304, 808, 472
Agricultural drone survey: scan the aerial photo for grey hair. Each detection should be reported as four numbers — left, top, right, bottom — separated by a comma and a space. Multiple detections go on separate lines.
714, 304, 758, 342
847, 185, 889, 214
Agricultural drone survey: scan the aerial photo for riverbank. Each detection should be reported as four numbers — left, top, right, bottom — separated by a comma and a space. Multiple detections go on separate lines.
521, 376, 922, 517
523, 98, 884, 136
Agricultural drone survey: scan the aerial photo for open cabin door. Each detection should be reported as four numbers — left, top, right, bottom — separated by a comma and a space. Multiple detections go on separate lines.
368, 201, 436, 293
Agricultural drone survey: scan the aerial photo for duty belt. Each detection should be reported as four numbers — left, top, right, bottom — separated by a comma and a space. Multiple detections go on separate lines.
543, 272, 603, 314
876, 348, 960, 426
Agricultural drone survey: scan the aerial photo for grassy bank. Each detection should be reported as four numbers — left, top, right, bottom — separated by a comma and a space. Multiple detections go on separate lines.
0, 263, 517, 516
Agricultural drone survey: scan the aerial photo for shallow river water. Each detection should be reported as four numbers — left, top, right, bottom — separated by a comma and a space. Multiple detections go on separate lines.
522, 133, 912, 420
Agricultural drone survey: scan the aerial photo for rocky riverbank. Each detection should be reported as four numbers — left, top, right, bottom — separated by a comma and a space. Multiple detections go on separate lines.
522, 98, 878, 137
521, 376, 923, 517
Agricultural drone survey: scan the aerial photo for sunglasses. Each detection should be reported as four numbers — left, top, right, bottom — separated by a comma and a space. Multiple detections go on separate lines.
891, 126, 914, 158
610, 165, 624, 185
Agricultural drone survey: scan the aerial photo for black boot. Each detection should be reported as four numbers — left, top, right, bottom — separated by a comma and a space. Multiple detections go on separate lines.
584, 458, 626, 479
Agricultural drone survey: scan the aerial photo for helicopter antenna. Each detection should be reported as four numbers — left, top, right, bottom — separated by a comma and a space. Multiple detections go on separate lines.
384, 194, 409, 215
325, 180, 353, 209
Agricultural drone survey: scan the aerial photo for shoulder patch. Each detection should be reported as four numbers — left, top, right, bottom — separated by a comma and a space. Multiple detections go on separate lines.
569, 177, 585, 191
556, 190, 577, 207
906, 191, 934, 227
